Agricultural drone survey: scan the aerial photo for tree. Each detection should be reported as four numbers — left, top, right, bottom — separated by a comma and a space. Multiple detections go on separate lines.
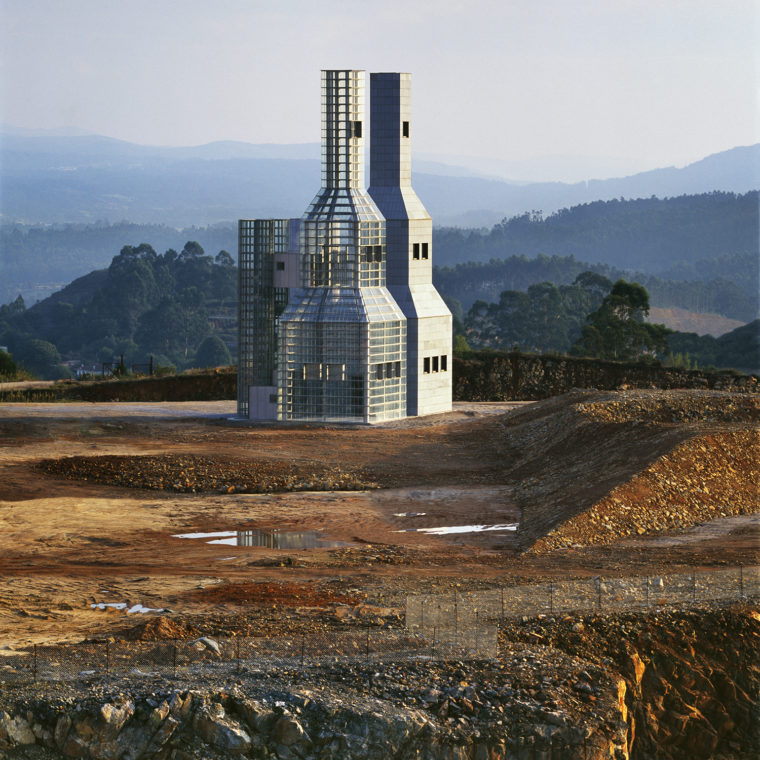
572, 279, 669, 361
194, 335, 232, 368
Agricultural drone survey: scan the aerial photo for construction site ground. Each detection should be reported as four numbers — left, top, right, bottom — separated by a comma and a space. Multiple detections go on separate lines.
0, 389, 757, 649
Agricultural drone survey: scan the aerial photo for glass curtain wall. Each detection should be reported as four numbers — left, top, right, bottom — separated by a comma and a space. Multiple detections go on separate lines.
277, 70, 407, 423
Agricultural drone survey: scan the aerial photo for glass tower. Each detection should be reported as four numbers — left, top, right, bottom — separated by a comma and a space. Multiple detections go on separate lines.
238, 70, 450, 423
276, 70, 407, 423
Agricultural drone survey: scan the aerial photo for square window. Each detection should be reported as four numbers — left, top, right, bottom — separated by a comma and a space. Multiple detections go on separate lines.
402, 121, 410, 138
432, 356, 439, 372
412, 243, 420, 260
276, 261, 285, 271
353, 120, 362, 138
441, 354, 448, 372
423, 357, 431, 374
421, 242, 429, 259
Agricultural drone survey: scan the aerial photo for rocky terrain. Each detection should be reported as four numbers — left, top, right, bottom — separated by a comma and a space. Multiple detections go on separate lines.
0, 391, 758, 758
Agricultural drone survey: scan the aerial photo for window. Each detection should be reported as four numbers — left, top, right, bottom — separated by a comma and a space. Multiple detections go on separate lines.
276, 261, 285, 271
374, 245, 383, 262
269, 394, 278, 404
423, 357, 431, 374
412, 243, 420, 260
421, 242, 429, 260
394, 361, 401, 378
441, 354, 448, 372
402, 121, 409, 138
364, 245, 374, 262
432, 356, 439, 372
385, 362, 394, 378
353, 120, 362, 138
376, 364, 383, 380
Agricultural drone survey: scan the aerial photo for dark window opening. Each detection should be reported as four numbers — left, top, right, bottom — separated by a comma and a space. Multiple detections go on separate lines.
441, 354, 448, 372
276, 261, 285, 271
412, 243, 420, 260
423, 357, 431, 374
402, 121, 409, 138
269, 394, 278, 403
353, 120, 362, 138
432, 356, 439, 372
385, 362, 394, 379
421, 242, 429, 260
374, 244, 383, 262
364, 245, 374, 262
394, 361, 401, 378
375, 364, 383, 380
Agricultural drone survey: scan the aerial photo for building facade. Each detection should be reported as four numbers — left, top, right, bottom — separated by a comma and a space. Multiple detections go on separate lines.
237, 70, 450, 423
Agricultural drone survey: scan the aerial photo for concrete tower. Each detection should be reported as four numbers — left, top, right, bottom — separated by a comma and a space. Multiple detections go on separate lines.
368, 73, 452, 416
275, 70, 407, 423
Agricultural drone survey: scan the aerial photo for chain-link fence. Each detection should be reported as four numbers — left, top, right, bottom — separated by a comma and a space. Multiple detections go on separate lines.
406, 565, 759, 640
0, 627, 493, 690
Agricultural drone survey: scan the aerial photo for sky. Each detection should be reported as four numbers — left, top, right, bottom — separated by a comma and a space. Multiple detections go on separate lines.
1, 0, 757, 176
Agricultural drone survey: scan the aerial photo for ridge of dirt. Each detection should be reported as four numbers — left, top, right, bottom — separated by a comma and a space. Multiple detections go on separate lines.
36, 453, 380, 493
499, 390, 759, 551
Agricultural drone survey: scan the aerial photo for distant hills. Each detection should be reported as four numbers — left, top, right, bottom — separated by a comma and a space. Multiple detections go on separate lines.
1, 131, 757, 227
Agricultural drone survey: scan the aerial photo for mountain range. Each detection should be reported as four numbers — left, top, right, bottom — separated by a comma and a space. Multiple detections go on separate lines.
2, 131, 757, 227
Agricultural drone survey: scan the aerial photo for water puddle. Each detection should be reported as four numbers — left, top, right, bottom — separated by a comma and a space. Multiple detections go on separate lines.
396, 523, 518, 535
393, 512, 427, 518
173, 529, 352, 549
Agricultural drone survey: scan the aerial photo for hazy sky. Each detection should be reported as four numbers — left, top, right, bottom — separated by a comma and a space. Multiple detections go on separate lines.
1, 0, 757, 171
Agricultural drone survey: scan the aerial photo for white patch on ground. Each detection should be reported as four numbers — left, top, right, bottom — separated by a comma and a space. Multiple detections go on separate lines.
393, 512, 427, 517
397, 523, 518, 535
173, 531, 237, 540
91, 602, 167, 614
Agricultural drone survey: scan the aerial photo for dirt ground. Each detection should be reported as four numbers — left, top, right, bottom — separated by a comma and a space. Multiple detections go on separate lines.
0, 395, 757, 650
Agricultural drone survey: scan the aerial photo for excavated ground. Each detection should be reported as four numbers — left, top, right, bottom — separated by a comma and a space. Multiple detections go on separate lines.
0, 391, 758, 758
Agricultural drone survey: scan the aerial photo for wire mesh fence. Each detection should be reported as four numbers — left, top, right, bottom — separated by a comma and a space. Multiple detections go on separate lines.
406, 564, 759, 637
0, 627, 494, 689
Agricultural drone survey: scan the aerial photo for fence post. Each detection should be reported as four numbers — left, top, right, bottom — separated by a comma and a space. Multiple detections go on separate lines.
432, 626, 437, 659
475, 611, 479, 653
454, 593, 459, 635
105, 640, 110, 677
33, 644, 38, 684
596, 578, 602, 611
420, 598, 425, 632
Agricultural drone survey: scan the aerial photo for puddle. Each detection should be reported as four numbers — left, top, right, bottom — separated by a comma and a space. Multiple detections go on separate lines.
396, 523, 518, 535
393, 512, 427, 518
173, 529, 352, 549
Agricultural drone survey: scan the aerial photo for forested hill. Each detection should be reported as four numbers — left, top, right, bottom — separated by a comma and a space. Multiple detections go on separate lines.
433, 191, 758, 271
434, 250, 758, 323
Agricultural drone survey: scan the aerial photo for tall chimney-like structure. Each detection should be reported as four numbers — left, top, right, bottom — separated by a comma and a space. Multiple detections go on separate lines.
368, 73, 452, 416
275, 70, 408, 423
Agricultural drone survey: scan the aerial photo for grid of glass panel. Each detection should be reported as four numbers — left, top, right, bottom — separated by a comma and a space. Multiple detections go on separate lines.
275, 70, 407, 423
237, 219, 291, 417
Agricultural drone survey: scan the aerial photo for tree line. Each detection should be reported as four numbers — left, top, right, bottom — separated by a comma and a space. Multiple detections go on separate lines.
0, 242, 236, 379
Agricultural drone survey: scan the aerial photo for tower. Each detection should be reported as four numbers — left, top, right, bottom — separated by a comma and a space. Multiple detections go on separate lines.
237, 70, 451, 422
275, 70, 407, 423
368, 73, 452, 416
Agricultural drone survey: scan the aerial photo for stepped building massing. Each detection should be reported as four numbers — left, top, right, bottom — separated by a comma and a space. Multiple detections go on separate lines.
238, 70, 451, 423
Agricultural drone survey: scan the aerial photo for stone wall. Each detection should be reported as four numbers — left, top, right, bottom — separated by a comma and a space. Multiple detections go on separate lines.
452, 351, 758, 402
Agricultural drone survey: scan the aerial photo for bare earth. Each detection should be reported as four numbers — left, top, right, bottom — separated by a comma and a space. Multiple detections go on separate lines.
0, 393, 757, 651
